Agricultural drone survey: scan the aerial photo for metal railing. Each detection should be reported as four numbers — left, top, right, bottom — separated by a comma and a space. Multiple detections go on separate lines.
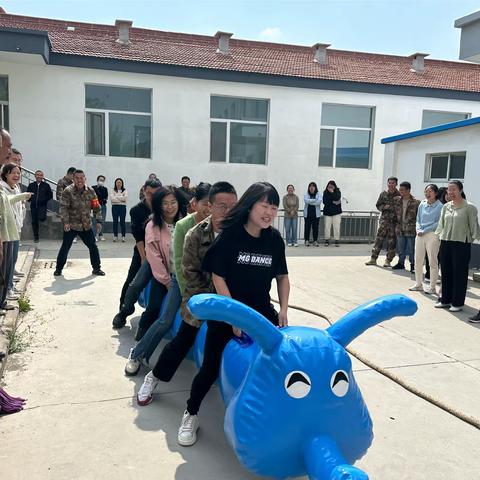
20, 166, 60, 214
274, 210, 379, 243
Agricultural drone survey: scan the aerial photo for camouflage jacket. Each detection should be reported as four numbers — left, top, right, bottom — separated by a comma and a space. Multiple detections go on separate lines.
181, 216, 216, 327
394, 195, 420, 236
60, 184, 102, 231
56, 176, 73, 201
376, 189, 400, 226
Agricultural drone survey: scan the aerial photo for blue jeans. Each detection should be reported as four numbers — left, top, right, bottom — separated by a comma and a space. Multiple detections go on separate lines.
120, 260, 152, 316
284, 217, 298, 244
8, 240, 19, 291
397, 235, 415, 265
92, 205, 107, 237
133, 274, 182, 362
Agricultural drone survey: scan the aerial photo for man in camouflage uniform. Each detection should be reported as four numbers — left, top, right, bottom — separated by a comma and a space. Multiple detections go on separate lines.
392, 181, 420, 273
54, 170, 105, 277
56, 167, 76, 201
365, 177, 400, 267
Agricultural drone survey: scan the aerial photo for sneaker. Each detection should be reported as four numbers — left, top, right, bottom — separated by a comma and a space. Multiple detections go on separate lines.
92, 269, 105, 276
34, 238, 39, 243
305, 241, 310, 247
53, 270, 62, 277
73, 237, 77, 244
137, 371, 159, 406
383, 260, 391, 268
113, 237, 117, 243
313, 241, 319, 247
449, 306, 462, 312
13, 270, 24, 277
365, 258, 377, 266
6, 290, 19, 300
468, 312, 480, 323
434, 302, 451, 309
100, 236, 106, 242
324, 240, 330, 247
125, 348, 142, 376
293, 243, 298, 247
392, 263, 405, 270
335, 240, 340, 247
425, 288, 437, 295
177, 410, 199, 446
95, 236, 99, 242
2, 303, 15, 311
424, 277, 430, 284
121, 237, 126, 243
408, 285, 423, 292
112, 312, 127, 329
410, 266, 415, 274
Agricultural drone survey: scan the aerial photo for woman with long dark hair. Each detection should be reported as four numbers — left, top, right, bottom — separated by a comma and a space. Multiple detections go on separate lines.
435, 180, 479, 313
175, 182, 290, 447
303, 181, 321, 246
111, 177, 128, 242
322, 180, 342, 247
134, 187, 182, 341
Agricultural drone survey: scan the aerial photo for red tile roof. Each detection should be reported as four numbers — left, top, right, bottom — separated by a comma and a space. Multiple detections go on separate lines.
1, 11, 480, 93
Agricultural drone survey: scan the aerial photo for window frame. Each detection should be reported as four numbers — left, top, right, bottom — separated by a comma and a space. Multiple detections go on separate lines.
0, 75, 9, 130
84, 83, 153, 159
209, 94, 270, 165
319, 103, 375, 169
426, 151, 466, 181
421, 110, 471, 129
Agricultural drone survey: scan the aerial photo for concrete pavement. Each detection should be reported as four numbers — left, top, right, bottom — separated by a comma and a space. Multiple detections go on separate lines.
0, 238, 479, 479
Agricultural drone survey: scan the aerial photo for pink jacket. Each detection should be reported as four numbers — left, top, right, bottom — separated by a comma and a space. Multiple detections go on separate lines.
145, 220, 172, 288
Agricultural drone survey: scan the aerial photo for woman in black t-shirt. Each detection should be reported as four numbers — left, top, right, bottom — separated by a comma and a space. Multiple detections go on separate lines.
176, 182, 290, 447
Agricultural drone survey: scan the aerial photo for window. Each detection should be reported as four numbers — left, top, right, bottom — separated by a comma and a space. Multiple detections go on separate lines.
85, 84, 152, 158
319, 104, 374, 169
210, 95, 269, 164
427, 152, 466, 181
0, 76, 9, 130
422, 110, 470, 129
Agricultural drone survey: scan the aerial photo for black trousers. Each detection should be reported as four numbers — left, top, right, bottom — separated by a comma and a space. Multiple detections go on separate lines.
0, 241, 14, 306
119, 247, 142, 308
137, 278, 168, 331
30, 205, 47, 240
56, 229, 101, 272
439, 240, 471, 307
153, 321, 199, 381
304, 216, 319, 242
112, 205, 127, 237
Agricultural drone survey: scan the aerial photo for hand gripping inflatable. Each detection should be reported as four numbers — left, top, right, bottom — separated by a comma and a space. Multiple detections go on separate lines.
187, 293, 417, 480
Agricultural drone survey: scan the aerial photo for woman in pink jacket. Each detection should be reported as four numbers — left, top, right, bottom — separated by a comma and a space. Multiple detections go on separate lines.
135, 187, 183, 340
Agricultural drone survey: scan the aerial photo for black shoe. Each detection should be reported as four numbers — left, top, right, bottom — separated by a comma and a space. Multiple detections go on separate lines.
324, 240, 329, 246
53, 270, 62, 276
92, 269, 105, 276
410, 266, 415, 274
34, 238, 39, 243
391, 263, 405, 270
135, 324, 149, 342
112, 312, 127, 329
335, 240, 340, 247
468, 312, 480, 323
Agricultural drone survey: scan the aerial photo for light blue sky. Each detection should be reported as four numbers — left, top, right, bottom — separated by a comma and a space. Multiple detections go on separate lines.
3, 0, 479, 60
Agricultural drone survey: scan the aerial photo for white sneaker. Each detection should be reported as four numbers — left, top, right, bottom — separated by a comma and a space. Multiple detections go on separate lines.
100, 236, 106, 242
425, 288, 437, 295
125, 348, 142, 376
95, 236, 99, 242
113, 237, 117, 243
434, 302, 450, 309
177, 410, 199, 446
293, 243, 298, 247
408, 285, 423, 292
137, 371, 159, 406
13, 270, 24, 277
73, 237, 77, 244
121, 237, 126, 243
449, 306, 462, 312
6, 290, 19, 300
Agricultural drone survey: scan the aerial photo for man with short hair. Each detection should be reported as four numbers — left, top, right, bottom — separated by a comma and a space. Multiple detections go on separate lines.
136, 182, 237, 409
112, 179, 163, 329
92, 175, 108, 241
392, 182, 420, 273
178, 175, 194, 217
0, 126, 12, 165
27, 170, 53, 243
365, 177, 400, 267
56, 167, 76, 201
54, 170, 104, 277
10, 148, 22, 166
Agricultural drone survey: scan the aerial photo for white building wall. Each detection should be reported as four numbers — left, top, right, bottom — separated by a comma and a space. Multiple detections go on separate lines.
1, 57, 480, 213
386, 124, 480, 205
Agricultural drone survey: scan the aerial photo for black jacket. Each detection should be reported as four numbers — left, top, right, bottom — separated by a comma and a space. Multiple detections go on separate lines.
27, 181, 53, 207
92, 185, 108, 206
130, 201, 151, 244
322, 189, 342, 216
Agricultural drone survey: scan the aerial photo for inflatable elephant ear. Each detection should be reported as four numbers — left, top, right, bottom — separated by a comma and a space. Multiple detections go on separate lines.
187, 294, 284, 353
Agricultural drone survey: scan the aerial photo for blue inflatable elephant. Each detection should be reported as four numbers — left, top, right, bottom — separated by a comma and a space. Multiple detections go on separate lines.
187, 293, 417, 480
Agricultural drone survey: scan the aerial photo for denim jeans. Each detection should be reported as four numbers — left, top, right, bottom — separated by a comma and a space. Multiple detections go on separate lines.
132, 274, 182, 362
120, 260, 152, 316
8, 240, 19, 291
112, 205, 127, 237
396, 234, 415, 265
92, 204, 107, 237
137, 277, 168, 334
284, 217, 298, 245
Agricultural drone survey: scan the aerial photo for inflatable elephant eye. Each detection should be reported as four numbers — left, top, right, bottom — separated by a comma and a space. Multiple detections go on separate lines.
330, 370, 349, 397
284, 371, 311, 399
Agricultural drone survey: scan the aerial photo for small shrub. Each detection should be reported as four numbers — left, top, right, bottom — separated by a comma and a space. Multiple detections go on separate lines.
18, 295, 32, 313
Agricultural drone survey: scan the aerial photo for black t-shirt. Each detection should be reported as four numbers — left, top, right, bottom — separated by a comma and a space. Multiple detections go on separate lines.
203, 225, 288, 319
130, 201, 151, 243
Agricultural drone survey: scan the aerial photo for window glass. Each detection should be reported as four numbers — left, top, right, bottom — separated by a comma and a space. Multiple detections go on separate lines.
210, 122, 227, 162
211, 96, 268, 122
430, 155, 449, 179
335, 129, 370, 169
319, 129, 334, 166
109, 113, 151, 158
86, 112, 105, 155
422, 111, 469, 129
85, 85, 151, 113
1, 105, 9, 130
0, 77, 7, 102
449, 154, 466, 179
321, 104, 372, 128
229, 123, 267, 164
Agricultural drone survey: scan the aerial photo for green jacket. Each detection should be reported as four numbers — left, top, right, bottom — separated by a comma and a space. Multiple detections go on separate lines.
173, 213, 197, 295
0, 190, 30, 242
376, 189, 400, 226
60, 184, 102, 231
181, 216, 216, 327
436, 200, 480, 243
394, 195, 420, 236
